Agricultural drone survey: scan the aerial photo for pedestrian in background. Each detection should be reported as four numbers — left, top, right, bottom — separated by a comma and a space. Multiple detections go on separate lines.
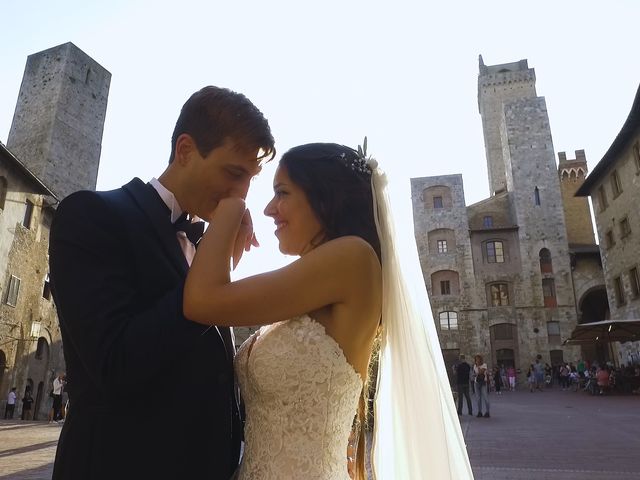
454, 354, 473, 416
4, 387, 17, 419
507, 365, 516, 391
21, 388, 34, 421
50, 372, 65, 423
473, 355, 490, 418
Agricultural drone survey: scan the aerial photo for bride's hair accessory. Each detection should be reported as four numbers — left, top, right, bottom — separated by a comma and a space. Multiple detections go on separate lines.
341, 137, 377, 174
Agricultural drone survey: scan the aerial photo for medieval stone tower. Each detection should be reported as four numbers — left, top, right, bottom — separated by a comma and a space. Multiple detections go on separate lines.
7, 42, 111, 200
558, 150, 595, 245
410, 56, 608, 380
478, 57, 537, 196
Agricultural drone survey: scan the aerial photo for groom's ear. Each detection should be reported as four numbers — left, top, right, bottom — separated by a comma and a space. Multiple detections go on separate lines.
175, 134, 198, 166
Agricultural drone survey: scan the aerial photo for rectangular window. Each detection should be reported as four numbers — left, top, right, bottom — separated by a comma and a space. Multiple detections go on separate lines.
483, 216, 493, 228
23, 200, 34, 229
493, 323, 513, 340
611, 170, 622, 197
6, 275, 21, 307
634, 142, 640, 173
534, 187, 541, 206
606, 230, 615, 249
614, 276, 625, 306
486, 241, 505, 263
620, 217, 631, 238
433, 196, 443, 209
547, 321, 561, 344
542, 278, 557, 308
437, 240, 448, 253
490, 284, 509, 306
440, 280, 451, 295
598, 185, 608, 211
630, 267, 640, 299
439, 311, 458, 330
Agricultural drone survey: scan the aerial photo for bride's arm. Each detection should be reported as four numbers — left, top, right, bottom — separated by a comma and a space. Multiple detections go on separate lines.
183, 198, 380, 327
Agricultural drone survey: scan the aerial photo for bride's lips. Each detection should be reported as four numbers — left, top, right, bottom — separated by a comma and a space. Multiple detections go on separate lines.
274, 221, 287, 235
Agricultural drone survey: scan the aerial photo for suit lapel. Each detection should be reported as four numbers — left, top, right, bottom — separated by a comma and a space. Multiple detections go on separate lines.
123, 178, 188, 276
123, 178, 230, 358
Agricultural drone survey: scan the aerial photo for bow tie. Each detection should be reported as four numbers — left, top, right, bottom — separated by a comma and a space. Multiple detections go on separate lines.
173, 212, 205, 245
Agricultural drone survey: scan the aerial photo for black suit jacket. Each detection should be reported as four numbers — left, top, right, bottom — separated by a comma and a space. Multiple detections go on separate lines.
49, 178, 241, 479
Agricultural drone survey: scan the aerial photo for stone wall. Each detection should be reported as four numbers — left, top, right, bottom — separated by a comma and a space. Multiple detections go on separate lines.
590, 127, 640, 363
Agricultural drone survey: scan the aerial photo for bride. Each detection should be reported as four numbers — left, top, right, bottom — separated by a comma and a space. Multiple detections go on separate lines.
184, 142, 473, 479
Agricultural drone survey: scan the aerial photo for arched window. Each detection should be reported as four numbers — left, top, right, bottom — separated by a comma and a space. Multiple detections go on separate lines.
539, 248, 553, 273
431, 271, 460, 296
439, 311, 458, 330
534, 186, 541, 206
422, 185, 452, 211
428, 228, 455, 255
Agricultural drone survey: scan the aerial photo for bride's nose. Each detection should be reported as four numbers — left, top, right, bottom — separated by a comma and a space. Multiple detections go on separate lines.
264, 196, 276, 217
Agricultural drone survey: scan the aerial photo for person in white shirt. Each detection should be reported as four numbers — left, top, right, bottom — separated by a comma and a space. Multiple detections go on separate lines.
4, 387, 17, 419
50, 373, 65, 422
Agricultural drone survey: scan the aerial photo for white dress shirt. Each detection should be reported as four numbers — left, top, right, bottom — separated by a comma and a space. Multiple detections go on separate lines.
149, 178, 197, 266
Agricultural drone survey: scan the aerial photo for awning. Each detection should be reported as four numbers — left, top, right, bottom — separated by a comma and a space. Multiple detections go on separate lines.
563, 319, 640, 345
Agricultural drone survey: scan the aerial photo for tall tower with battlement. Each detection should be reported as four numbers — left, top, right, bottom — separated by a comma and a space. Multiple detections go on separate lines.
478, 56, 537, 196
7, 42, 111, 200
558, 150, 595, 245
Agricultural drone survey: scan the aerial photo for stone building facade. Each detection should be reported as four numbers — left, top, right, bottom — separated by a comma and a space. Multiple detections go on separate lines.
576, 84, 640, 365
412, 57, 607, 382
0, 43, 110, 419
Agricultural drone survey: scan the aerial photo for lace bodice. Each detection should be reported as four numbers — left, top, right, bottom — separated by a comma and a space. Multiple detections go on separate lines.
234, 315, 363, 479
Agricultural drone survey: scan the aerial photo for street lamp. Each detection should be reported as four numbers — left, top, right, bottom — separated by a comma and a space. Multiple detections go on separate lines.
29, 321, 42, 339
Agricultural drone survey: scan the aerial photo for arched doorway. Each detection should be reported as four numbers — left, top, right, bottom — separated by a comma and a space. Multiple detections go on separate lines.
490, 323, 519, 370
0, 350, 6, 393
579, 287, 609, 324
578, 287, 610, 364
34, 381, 44, 420
496, 348, 515, 368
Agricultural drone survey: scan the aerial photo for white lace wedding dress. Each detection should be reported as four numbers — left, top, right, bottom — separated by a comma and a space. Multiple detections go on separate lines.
234, 315, 363, 479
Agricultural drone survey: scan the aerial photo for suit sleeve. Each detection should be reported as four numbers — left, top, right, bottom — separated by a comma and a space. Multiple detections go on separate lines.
49, 191, 204, 394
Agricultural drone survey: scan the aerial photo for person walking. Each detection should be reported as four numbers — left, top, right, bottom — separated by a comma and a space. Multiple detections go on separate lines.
51, 373, 65, 422
507, 365, 516, 391
454, 355, 473, 416
4, 387, 17, 419
473, 355, 490, 418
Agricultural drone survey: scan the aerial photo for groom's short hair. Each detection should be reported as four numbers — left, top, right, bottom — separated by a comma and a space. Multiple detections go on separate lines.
169, 86, 275, 164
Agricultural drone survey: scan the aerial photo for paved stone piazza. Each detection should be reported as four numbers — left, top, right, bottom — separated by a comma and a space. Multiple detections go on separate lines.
1, 388, 640, 479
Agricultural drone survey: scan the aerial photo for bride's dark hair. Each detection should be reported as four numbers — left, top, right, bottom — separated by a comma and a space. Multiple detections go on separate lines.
279, 143, 381, 260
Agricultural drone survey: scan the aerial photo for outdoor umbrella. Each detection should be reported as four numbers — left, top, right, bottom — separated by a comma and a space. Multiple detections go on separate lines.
563, 319, 640, 367
563, 319, 640, 345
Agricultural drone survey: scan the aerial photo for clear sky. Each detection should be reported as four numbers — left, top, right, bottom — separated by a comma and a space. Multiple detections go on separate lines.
1, 0, 639, 278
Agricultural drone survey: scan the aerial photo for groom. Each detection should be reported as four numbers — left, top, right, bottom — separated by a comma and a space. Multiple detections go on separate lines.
49, 86, 274, 479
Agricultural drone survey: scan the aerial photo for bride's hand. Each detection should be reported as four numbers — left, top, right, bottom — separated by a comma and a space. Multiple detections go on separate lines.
211, 198, 259, 269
